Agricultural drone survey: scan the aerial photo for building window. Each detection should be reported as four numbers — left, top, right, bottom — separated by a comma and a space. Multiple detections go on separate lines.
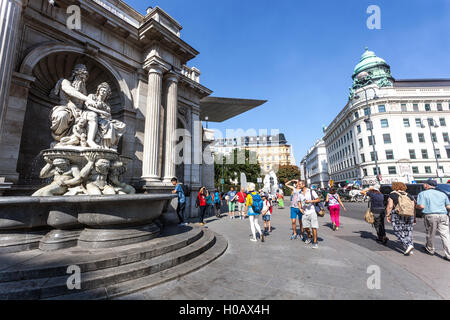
401, 104, 407, 112
370, 152, 378, 161
368, 136, 375, 146
438, 103, 443, 111
373, 167, 380, 175
444, 133, 449, 143
363, 169, 368, 176
425, 104, 431, 111
413, 104, 419, 112
418, 133, 425, 143
364, 107, 370, 116
412, 167, 419, 174
415, 118, 422, 127
383, 134, 391, 144
357, 125, 361, 134
403, 118, 410, 127
388, 166, 397, 175
361, 154, 366, 162
409, 149, 416, 159
359, 138, 363, 148
422, 149, 429, 159
406, 133, 413, 143
380, 119, 389, 128
435, 149, 441, 159
425, 166, 432, 174
440, 118, 446, 127
378, 105, 386, 113
431, 133, 437, 143
354, 112, 359, 119
386, 150, 394, 160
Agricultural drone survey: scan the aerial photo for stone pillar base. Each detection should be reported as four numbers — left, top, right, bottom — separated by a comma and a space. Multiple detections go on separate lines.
39, 229, 83, 251
0, 230, 48, 254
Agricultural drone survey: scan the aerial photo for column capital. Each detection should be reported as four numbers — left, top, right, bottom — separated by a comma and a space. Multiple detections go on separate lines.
147, 64, 164, 75
164, 71, 179, 83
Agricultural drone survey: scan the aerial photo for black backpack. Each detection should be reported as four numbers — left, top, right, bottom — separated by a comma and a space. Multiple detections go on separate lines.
180, 183, 190, 197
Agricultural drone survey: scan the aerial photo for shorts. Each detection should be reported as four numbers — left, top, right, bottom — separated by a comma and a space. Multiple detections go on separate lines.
238, 202, 246, 212
228, 202, 236, 212
302, 213, 319, 229
290, 207, 302, 220
262, 214, 271, 222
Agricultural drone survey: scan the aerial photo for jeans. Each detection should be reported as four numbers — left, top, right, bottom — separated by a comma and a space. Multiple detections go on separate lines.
424, 214, 450, 259
214, 203, 221, 216
372, 208, 386, 240
176, 202, 185, 223
199, 205, 207, 223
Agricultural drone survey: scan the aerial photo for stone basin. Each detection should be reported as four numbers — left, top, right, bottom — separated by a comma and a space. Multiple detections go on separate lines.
0, 194, 176, 252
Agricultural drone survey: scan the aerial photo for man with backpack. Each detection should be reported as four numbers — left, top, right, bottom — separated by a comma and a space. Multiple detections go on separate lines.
244, 183, 264, 242
298, 180, 321, 249
416, 179, 450, 261
171, 177, 185, 226
386, 182, 416, 256
212, 189, 222, 218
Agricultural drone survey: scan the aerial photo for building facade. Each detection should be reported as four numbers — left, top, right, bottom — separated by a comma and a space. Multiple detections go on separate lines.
323, 48, 450, 187
211, 133, 296, 174
300, 139, 329, 188
0, 0, 264, 219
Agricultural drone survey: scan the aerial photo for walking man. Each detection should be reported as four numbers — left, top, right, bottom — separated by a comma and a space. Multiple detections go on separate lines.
416, 179, 450, 261
227, 187, 238, 219
298, 180, 321, 249
237, 187, 247, 219
286, 180, 304, 240
171, 177, 185, 226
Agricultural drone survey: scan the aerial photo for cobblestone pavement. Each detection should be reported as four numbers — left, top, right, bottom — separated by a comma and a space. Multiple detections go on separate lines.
118, 201, 450, 300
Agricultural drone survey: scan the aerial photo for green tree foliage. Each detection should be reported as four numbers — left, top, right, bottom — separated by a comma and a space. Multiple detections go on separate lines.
214, 149, 261, 191
277, 165, 301, 196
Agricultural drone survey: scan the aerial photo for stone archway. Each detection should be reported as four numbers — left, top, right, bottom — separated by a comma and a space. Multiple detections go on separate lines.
16, 49, 128, 185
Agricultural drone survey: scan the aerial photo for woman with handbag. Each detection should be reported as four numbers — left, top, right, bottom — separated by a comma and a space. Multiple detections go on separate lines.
386, 182, 416, 256
361, 185, 389, 245
326, 188, 347, 231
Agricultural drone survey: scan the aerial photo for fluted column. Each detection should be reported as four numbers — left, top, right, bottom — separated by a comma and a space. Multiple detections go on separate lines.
0, 0, 23, 140
163, 73, 179, 183
142, 66, 163, 182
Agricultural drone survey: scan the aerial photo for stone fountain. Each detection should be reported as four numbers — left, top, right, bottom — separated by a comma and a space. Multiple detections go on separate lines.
0, 64, 175, 252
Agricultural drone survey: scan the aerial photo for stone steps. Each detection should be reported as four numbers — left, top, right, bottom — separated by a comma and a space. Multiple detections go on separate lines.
0, 227, 227, 300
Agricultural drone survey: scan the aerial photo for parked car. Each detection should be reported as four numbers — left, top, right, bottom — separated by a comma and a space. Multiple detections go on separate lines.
380, 184, 425, 218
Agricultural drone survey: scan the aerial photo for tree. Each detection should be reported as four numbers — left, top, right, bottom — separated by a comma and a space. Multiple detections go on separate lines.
277, 165, 301, 196
214, 149, 261, 191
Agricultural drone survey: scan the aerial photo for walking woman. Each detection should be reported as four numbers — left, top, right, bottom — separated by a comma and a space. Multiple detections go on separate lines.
386, 182, 416, 255
361, 185, 389, 244
326, 188, 347, 231
197, 187, 207, 226
277, 190, 284, 209
245, 183, 264, 242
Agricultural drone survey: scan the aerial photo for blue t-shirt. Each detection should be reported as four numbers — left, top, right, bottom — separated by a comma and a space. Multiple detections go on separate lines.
227, 191, 237, 202
417, 189, 450, 215
175, 184, 186, 204
368, 191, 384, 209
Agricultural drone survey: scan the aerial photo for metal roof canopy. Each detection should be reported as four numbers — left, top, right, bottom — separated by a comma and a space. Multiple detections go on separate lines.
200, 97, 267, 123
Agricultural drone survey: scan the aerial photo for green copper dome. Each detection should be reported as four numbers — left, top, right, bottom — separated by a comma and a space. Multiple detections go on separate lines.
353, 48, 389, 77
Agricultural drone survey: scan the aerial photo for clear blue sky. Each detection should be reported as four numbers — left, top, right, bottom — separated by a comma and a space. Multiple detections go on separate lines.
127, 0, 450, 165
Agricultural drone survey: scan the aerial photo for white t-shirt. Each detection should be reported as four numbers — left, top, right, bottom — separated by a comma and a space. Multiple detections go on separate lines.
262, 199, 271, 215
298, 189, 318, 215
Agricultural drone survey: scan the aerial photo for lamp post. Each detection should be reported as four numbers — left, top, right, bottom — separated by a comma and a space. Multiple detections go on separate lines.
421, 118, 442, 183
352, 86, 381, 183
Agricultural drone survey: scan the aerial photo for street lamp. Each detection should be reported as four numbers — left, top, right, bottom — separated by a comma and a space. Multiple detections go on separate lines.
421, 118, 442, 183
352, 86, 381, 183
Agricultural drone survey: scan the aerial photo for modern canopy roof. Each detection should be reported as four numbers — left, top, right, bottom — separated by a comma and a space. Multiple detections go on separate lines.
199, 97, 267, 123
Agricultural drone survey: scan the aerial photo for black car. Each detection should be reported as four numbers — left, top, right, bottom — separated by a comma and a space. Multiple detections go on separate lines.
380, 184, 425, 218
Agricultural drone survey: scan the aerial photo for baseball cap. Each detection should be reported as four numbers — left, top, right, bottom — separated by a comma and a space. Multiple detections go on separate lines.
425, 179, 437, 187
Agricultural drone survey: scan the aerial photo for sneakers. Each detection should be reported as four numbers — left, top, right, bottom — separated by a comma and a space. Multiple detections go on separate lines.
250, 238, 257, 242
199, 222, 205, 226
332, 223, 336, 231
305, 238, 312, 245
404, 245, 414, 256
311, 243, 318, 249
290, 234, 297, 240
424, 246, 435, 256
336, 227, 339, 231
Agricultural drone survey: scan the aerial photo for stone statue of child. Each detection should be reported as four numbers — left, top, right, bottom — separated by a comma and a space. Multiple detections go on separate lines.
109, 161, 135, 194
32, 157, 83, 197
58, 117, 88, 147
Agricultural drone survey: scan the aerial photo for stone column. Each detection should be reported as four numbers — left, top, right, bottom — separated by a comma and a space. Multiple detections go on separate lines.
0, 0, 23, 142
163, 73, 179, 183
142, 65, 163, 183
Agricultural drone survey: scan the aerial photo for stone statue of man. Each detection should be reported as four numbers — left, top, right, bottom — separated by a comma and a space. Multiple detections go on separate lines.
50, 64, 101, 148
